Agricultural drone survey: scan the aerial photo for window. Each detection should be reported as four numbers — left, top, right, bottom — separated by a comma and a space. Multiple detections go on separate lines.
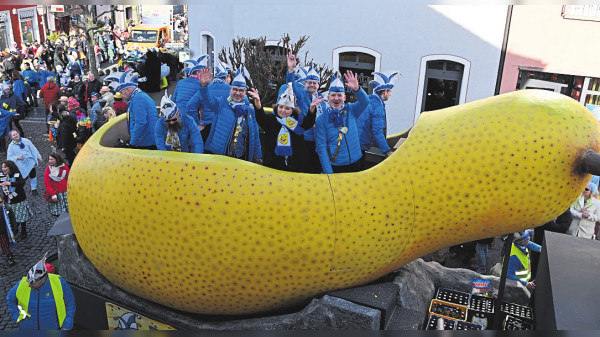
333, 47, 382, 100
200, 31, 215, 68
562, 5, 600, 21
0, 11, 12, 52
17, 8, 38, 45
414, 55, 470, 124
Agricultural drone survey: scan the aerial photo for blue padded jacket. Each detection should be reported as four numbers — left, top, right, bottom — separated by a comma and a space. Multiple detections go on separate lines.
285, 71, 326, 142
357, 94, 391, 153
127, 89, 158, 147
184, 79, 232, 126
199, 85, 261, 161
6, 276, 76, 330
172, 77, 200, 113
154, 113, 204, 153
314, 87, 369, 174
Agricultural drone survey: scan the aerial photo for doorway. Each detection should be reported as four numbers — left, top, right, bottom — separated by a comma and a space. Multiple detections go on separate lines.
421, 60, 464, 112
338, 52, 376, 102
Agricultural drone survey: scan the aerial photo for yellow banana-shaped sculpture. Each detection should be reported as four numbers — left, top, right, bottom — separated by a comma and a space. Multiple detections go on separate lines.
69, 90, 600, 315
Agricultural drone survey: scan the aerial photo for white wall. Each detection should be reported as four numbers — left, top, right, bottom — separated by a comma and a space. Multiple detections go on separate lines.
188, 2, 508, 133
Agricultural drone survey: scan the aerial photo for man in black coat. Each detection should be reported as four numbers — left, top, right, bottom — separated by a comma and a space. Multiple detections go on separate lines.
57, 109, 78, 167
84, 72, 102, 111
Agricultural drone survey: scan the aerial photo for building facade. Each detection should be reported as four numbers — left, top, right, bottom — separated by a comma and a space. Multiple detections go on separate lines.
500, 5, 600, 110
0, 5, 44, 50
188, 2, 510, 133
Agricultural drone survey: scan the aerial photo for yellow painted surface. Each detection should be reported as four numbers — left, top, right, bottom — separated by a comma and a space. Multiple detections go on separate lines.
69, 90, 600, 315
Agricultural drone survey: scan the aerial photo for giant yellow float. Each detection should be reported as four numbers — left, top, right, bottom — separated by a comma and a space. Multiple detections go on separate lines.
69, 90, 600, 315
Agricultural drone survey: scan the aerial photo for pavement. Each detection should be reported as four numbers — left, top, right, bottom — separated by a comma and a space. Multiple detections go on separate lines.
0, 74, 177, 330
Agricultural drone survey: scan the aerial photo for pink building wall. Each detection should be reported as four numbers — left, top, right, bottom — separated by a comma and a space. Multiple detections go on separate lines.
500, 6, 600, 94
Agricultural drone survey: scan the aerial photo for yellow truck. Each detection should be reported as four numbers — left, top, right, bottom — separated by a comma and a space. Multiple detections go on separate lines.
125, 25, 170, 52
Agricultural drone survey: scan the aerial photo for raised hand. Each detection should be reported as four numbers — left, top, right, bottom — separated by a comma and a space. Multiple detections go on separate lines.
343, 70, 359, 91
199, 67, 213, 87
247, 88, 261, 109
309, 97, 325, 112
287, 51, 297, 72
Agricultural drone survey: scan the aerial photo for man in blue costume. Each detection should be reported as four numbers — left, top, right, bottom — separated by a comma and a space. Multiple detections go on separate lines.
118, 71, 158, 150
155, 91, 204, 153
285, 52, 327, 173
6, 254, 76, 330
184, 58, 233, 143
314, 71, 369, 174
197, 66, 262, 162
171, 55, 208, 121
357, 71, 400, 168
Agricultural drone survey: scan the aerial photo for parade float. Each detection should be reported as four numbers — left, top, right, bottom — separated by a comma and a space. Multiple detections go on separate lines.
61, 89, 600, 328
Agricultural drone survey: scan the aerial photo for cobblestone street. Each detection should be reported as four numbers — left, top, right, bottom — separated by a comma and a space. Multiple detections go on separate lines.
0, 108, 61, 330
0, 80, 175, 330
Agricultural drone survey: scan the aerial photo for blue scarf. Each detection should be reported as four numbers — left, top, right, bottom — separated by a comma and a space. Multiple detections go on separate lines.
275, 116, 304, 157
327, 105, 346, 128
12, 139, 24, 149
228, 97, 248, 118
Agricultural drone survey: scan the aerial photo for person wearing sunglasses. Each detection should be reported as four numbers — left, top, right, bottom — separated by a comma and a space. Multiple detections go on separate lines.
567, 182, 600, 239
154, 91, 203, 154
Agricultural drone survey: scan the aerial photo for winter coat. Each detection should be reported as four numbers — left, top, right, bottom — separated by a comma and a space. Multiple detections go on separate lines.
172, 77, 200, 114
314, 87, 369, 174
506, 241, 541, 286
154, 113, 204, 153
7, 137, 42, 178
0, 108, 15, 137
57, 114, 77, 152
2, 170, 27, 204
185, 79, 249, 126
255, 107, 315, 173
358, 94, 391, 153
113, 101, 127, 116
11, 79, 26, 101
44, 164, 70, 196
39, 82, 61, 110
6, 275, 76, 330
22, 69, 38, 85
567, 195, 600, 239
85, 79, 102, 102
285, 71, 326, 142
127, 89, 158, 147
0, 91, 25, 111
101, 91, 114, 108
39, 70, 57, 89
68, 80, 85, 101
199, 85, 262, 161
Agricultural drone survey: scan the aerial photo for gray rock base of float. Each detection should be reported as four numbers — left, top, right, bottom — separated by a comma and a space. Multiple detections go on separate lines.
57, 234, 529, 330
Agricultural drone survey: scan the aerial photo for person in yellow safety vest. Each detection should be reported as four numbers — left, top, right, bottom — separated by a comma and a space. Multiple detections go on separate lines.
6, 253, 76, 330
505, 230, 541, 291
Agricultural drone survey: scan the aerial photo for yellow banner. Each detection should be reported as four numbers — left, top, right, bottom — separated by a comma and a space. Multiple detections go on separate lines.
105, 302, 177, 330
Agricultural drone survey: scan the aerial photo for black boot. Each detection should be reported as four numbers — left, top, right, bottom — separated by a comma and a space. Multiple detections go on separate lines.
7, 253, 15, 266
19, 223, 26, 239
11, 222, 18, 234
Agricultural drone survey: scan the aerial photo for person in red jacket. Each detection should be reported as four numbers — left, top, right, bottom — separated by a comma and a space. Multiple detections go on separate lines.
44, 152, 70, 216
39, 76, 61, 127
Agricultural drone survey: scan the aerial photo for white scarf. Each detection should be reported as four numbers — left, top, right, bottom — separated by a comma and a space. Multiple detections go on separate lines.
49, 164, 67, 182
